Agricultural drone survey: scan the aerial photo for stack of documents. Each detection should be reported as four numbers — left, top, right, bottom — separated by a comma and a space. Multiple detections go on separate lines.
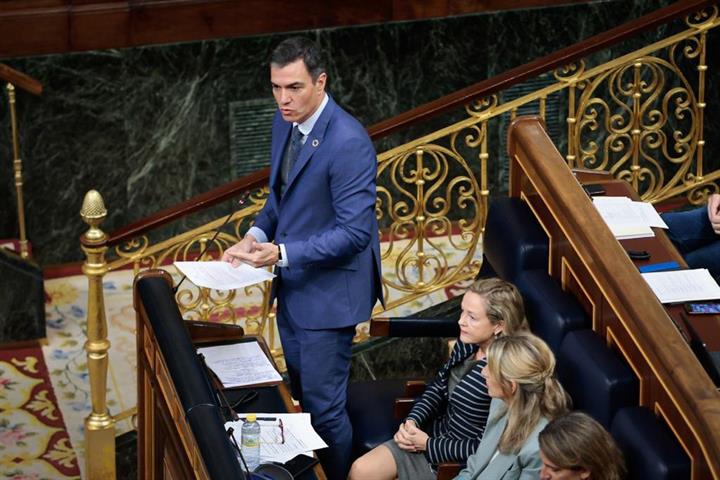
641, 268, 720, 304
227, 413, 328, 464
592, 196, 668, 240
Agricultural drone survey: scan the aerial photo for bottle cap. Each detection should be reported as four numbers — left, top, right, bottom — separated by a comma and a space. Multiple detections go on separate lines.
246, 413, 256, 422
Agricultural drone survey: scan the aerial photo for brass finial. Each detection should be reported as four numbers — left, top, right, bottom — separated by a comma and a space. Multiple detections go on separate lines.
80, 190, 107, 241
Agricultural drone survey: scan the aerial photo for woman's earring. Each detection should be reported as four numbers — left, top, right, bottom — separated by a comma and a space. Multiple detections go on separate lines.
494, 330, 501, 339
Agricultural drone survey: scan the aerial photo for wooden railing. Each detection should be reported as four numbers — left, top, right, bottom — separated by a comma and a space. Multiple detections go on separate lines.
78, 1, 720, 478
1, 64, 42, 259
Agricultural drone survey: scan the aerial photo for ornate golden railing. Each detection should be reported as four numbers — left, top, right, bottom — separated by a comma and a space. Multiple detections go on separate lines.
382, 6, 719, 208
78, 3, 720, 478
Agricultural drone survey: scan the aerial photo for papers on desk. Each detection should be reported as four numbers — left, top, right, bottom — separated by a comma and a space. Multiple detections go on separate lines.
197, 341, 282, 388
174, 261, 275, 290
227, 413, 327, 464
592, 196, 667, 240
641, 268, 720, 304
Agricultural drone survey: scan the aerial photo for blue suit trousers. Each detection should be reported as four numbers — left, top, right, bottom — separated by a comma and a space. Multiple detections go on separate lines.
662, 206, 720, 279
277, 300, 355, 480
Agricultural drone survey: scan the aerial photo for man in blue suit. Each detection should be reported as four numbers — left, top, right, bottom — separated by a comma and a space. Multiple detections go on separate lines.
223, 36, 384, 479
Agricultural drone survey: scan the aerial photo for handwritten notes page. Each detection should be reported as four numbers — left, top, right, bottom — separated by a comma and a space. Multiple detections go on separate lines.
197, 341, 282, 388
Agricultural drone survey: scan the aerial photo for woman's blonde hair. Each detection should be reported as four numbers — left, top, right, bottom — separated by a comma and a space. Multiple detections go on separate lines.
487, 332, 569, 454
539, 411, 626, 480
466, 277, 528, 336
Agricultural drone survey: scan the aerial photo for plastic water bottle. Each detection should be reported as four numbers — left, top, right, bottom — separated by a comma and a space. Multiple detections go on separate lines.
241, 413, 261, 471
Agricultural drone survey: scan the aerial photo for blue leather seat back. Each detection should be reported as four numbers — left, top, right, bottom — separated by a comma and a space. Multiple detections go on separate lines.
347, 379, 406, 459
483, 197, 548, 282
611, 407, 690, 480
556, 330, 638, 428
514, 269, 589, 353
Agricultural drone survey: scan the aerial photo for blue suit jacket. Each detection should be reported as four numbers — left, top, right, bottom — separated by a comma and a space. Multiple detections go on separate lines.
253, 94, 384, 329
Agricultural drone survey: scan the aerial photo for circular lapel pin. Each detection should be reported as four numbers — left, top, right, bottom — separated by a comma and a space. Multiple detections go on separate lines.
312, 139, 319, 147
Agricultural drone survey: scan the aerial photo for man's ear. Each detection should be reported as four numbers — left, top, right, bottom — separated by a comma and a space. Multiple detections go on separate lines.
579, 468, 591, 479
314, 72, 327, 92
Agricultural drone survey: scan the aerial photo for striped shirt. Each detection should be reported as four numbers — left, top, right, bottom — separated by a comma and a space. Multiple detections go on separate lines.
406, 339, 491, 465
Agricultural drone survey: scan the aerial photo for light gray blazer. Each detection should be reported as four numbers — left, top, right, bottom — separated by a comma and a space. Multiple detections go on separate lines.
453, 398, 548, 480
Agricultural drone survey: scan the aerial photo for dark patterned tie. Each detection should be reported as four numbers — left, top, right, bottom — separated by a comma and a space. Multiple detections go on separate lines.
281, 125, 303, 196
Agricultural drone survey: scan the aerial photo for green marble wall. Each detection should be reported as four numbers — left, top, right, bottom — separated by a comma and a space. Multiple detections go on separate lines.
0, 0, 705, 267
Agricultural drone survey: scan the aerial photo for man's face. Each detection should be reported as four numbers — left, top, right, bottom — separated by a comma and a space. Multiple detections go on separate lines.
270, 59, 326, 124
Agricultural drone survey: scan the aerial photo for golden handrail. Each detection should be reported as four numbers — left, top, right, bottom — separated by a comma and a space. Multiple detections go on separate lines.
2, 64, 41, 259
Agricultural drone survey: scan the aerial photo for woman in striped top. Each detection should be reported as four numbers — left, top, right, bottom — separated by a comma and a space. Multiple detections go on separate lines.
349, 278, 529, 480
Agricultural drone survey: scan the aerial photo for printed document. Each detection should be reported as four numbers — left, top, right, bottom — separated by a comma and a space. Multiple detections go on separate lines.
641, 268, 720, 303
198, 341, 282, 388
174, 261, 275, 290
227, 413, 328, 464
593, 196, 657, 239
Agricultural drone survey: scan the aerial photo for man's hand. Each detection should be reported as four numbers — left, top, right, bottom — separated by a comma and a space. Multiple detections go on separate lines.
393, 419, 429, 453
708, 193, 720, 235
227, 241, 279, 268
222, 234, 257, 267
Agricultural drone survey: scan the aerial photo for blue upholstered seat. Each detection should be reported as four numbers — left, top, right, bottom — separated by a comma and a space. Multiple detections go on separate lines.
347, 379, 406, 458
556, 329, 638, 428
611, 407, 690, 479
514, 269, 589, 353
483, 197, 548, 282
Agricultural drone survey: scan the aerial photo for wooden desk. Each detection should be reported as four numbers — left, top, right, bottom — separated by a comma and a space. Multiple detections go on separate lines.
134, 269, 325, 480
586, 180, 720, 371
508, 117, 720, 479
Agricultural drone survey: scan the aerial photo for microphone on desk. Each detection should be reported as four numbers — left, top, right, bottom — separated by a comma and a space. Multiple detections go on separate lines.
173, 190, 252, 294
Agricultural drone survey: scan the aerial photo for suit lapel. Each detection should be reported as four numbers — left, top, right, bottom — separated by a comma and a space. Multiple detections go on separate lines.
284, 95, 336, 195
478, 408, 507, 467
485, 450, 517, 479
467, 399, 509, 477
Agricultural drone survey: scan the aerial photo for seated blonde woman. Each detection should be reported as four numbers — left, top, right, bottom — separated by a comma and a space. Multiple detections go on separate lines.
349, 278, 529, 480
454, 332, 570, 480
539, 411, 626, 480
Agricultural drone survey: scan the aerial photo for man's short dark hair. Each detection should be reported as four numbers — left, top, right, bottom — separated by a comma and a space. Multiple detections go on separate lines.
271, 36, 326, 82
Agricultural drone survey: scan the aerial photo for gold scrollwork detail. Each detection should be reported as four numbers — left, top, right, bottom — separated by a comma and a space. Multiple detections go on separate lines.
115, 235, 149, 260
462, 124, 485, 149
465, 95, 498, 117
574, 53, 699, 201
554, 60, 586, 82
377, 142, 482, 296
686, 179, 719, 206
686, 5, 718, 29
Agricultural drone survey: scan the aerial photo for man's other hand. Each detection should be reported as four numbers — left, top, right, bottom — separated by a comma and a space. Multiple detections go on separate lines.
227, 241, 279, 268
708, 193, 720, 235
221, 234, 257, 267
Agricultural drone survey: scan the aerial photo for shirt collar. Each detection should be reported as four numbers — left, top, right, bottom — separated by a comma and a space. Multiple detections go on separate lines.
295, 93, 328, 136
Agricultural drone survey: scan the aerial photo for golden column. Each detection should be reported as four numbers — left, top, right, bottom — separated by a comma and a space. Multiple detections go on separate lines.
6, 83, 29, 259
80, 190, 116, 479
